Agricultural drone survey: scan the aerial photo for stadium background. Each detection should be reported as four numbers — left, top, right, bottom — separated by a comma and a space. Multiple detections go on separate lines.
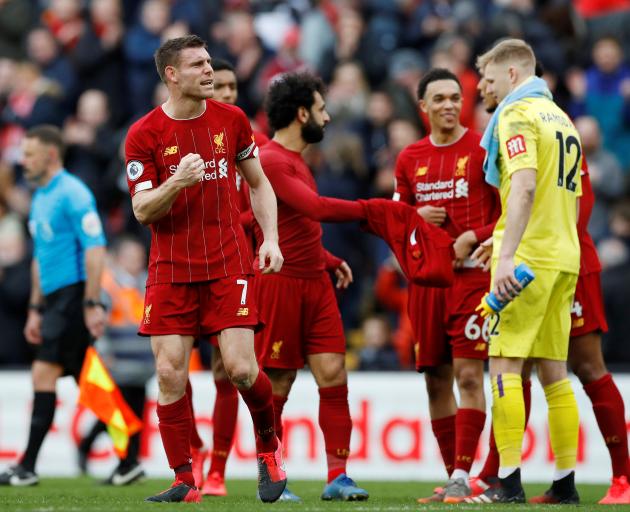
0, 0, 629, 482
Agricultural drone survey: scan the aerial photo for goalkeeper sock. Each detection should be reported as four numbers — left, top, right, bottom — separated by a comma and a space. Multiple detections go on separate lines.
545, 378, 578, 472
478, 379, 531, 480
492, 373, 524, 470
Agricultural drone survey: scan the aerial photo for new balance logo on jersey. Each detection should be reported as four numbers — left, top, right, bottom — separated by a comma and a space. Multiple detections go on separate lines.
163, 146, 178, 156
506, 135, 527, 159
455, 178, 469, 198
237, 307, 249, 316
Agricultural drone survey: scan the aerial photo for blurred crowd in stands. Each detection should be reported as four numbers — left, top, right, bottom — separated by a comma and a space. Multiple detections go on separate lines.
0, 0, 629, 370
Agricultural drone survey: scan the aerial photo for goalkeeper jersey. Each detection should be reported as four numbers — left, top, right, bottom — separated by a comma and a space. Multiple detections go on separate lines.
493, 94, 582, 274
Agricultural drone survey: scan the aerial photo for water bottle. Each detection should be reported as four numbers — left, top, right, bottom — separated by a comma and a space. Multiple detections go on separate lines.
477, 263, 535, 316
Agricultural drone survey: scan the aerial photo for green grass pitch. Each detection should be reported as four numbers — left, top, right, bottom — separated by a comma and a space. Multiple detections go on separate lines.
0, 478, 628, 511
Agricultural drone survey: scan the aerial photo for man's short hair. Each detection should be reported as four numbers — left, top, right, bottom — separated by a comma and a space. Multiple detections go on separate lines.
265, 72, 326, 131
477, 38, 535, 72
25, 125, 65, 158
211, 58, 235, 74
154, 35, 207, 82
416, 68, 461, 100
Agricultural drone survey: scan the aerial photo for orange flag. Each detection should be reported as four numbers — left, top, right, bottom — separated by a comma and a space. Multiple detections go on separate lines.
78, 347, 143, 458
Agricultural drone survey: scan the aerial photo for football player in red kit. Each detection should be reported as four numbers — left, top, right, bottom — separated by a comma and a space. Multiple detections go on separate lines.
393, 68, 500, 503
254, 72, 370, 502
184, 57, 272, 497
123, 35, 286, 504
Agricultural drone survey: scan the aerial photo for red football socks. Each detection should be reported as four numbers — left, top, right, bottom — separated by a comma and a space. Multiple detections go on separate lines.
272, 394, 288, 442
209, 378, 239, 477
478, 379, 532, 480
431, 415, 456, 476
319, 385, 351, 482
584, 373, 630, 478
454, 408, 486, 473
185, 380, 204, 450
157, 395, 194, 485
239, 370, 277, 453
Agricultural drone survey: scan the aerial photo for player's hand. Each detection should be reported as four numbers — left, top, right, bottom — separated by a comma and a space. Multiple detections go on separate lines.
84, 305, 107, 339
174, 153, 205, 188
471, 237, 493, 271
258, 239, 284, 274
453, 230, 478, 268
24, 310, 42, 345
334, 261, 353, 289
492, 256, 521, 303
417, 205, 447, 226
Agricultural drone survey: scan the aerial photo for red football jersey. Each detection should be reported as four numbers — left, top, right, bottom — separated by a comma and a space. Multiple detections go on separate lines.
578, 160, 602, 275
125, 99, 258, 285
393, 129, 500, 243
256, 140, 363, 278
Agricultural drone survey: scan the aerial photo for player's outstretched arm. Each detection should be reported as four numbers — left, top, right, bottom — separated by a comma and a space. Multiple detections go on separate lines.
264, 162, 364, 222
239, 157, 283, 273
493, 168, 536, 301
132, 153, 205, 225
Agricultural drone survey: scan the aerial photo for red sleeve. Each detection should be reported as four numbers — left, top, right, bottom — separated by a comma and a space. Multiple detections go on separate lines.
472, 187, 501, 242
125, 122, 158, 196
323, 249, 343, 271
393, 151, 413, 204
234, 108, 258, 161
374, 266, 406, 311
578, 161, 594, 233
264, 162, 365, 222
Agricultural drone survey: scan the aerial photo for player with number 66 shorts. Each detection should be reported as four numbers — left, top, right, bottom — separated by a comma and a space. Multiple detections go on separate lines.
393, 68, 501, 503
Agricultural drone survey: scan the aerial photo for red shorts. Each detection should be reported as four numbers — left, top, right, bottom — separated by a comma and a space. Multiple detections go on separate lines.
139, 275, 260, 337
570, 271, 608, 338
254, 272, 345, 369
408, 269, 490, 371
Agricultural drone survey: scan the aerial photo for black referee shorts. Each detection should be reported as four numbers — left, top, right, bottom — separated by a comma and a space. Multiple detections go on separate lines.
37, 282, 92, 379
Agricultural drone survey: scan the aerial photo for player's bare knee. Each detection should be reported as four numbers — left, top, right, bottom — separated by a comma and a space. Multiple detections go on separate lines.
571, 358, 607, 385
155, 364, 185, 392
456, 368, 483, 396
315, 364, 346, 388
225, 363, 254, 389
425, 373, 452, 401
265, 368, 296, 395
31, 361, 61, 391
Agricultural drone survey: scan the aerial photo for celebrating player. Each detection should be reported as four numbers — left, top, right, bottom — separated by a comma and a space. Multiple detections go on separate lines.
254, 72, 370, 501
392, 68, 500, 503
188, 57, 271, 497
471, 57, 630, 505
471, 39, 582, 504
124, 35, 286, 503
